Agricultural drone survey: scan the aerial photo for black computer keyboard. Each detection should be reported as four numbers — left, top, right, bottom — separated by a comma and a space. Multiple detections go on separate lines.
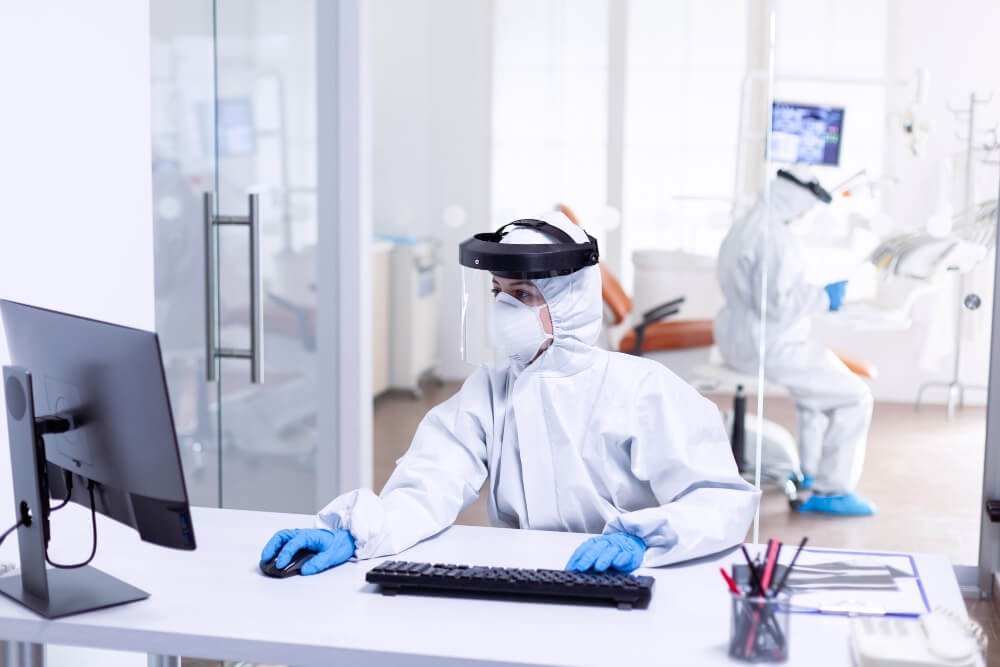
366, 561, 655, 610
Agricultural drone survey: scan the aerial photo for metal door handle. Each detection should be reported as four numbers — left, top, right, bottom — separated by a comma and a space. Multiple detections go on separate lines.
203, 192, 263, 383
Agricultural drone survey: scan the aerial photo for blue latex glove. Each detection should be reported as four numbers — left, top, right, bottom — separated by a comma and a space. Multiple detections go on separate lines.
565, 533, 646, 572
824, 280, 848, 311
260, 528, 356, 576
797, 492, 877, 516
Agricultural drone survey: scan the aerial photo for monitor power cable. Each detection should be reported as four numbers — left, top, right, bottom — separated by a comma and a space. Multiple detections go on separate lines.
0, 472, 93, 577
47, 470, 74, 513
0, 519, 24, 549
45, 479, 97, 570
0, 472, 83, 550
0, 471, 73, 547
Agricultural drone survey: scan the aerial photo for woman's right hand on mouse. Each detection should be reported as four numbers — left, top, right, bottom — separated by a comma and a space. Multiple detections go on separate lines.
259, 528, 356, 575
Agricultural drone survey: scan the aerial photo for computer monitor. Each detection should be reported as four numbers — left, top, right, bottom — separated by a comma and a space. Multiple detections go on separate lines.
0, 299, 195, 619
769, 101, 845, 166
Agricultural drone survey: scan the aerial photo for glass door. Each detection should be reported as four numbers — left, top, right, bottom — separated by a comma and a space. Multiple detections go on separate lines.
150, 0, 220, 508
213, 0, 323, 512
152, 0, 333, 513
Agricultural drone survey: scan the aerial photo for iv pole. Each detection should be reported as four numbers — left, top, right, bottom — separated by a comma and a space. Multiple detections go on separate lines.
915, 91, 994, 418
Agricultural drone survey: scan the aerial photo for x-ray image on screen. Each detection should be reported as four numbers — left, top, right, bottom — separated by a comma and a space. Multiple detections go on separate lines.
769, 102, 845, 166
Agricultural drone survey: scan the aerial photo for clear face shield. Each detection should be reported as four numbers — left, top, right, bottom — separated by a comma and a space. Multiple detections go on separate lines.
458, 219, 599, 366
460, 268, 552, 366
460, 267, 500, 365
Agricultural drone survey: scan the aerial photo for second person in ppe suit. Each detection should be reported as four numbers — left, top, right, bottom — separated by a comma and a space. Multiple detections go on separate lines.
715, 169, 876, 516
261, 212, 760, 575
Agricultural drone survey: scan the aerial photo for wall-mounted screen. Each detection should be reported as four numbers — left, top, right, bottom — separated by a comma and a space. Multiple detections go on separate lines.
769, 102, 845, 166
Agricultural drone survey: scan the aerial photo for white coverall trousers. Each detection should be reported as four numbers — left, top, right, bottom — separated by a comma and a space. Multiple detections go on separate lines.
767, 341, 873, 495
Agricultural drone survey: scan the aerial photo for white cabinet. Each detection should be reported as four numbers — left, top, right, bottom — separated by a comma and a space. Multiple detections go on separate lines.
389, 242, 439, 396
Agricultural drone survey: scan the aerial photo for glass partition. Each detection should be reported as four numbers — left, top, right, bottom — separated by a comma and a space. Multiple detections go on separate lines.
755, 0, 999, 564
150, 0, 220, 507
616, 1, 774, 542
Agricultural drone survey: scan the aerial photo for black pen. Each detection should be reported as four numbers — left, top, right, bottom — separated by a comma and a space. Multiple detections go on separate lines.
741, 545, 765, 596
771, 536, 808, 597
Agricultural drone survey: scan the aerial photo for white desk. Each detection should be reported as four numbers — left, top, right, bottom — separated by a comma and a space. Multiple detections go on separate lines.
0, 505, 972, 666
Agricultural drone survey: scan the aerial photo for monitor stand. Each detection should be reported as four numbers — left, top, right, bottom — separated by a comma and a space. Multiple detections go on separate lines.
1, 366, 149, 619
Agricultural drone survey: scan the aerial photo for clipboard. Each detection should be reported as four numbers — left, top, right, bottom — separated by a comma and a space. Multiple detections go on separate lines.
733, 547, 931, 618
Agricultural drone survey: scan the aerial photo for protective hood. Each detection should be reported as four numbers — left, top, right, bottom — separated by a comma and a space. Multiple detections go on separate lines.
718, 169, 828, 274
767, 167, 830, 226
500, 211, 603, 374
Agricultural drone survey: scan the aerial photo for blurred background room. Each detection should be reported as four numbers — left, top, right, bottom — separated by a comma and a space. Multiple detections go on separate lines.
147, 0, 1000, 579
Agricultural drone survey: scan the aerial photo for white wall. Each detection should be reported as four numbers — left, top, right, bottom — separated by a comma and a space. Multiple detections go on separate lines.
623, 0, 748, 283
0, 1, 156, 372
371, 0, 493, 381
492, 0, 609, 224
0, 2, 154, 664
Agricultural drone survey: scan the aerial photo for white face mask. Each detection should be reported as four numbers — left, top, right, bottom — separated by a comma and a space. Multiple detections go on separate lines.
488, 291, 553, 365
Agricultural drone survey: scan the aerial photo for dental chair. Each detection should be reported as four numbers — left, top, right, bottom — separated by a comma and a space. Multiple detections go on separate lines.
556, 203, 878, 506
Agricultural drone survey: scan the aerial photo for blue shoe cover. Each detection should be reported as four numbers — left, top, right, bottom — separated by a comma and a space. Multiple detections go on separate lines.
796, 493, 876, 516
800, 475, 814, 490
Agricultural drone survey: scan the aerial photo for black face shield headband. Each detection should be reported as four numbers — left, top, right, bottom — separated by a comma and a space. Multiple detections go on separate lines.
777, 168, 833, 204
458, 219, 600, 279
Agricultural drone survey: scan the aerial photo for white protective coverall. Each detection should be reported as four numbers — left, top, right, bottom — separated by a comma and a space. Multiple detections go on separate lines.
714, 177, 873, 495
317, 213, 759, 567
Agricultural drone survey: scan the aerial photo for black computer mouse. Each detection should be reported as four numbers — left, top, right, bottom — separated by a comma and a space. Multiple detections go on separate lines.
259, 548, 318, 578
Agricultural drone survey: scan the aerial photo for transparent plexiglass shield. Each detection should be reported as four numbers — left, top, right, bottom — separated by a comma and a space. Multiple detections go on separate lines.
461, 267, 501, 366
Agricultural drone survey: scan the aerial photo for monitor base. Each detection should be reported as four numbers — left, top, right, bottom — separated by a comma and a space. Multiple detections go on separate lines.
0, 566, 149, 619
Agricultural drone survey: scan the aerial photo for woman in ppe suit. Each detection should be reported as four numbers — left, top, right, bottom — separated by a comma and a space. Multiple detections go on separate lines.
715, 169, 876, 516
260, 212, 759, 576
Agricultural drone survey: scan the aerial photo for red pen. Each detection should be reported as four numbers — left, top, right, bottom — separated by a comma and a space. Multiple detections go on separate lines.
720, 567, 742, 596
761, 539, 780, 592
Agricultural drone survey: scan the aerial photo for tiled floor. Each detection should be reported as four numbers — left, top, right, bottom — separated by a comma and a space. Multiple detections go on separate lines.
709, 395, 987, 566
967, 599, 999, 665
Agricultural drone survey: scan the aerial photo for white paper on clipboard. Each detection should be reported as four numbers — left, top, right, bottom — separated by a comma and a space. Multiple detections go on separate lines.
736, 548, 930, 617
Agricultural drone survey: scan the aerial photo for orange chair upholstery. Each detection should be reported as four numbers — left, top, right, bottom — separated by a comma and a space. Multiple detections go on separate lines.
829, 347, 879, 379
619, 319, 715, 354
600, 264, 632, 325
556, 203, 581, 226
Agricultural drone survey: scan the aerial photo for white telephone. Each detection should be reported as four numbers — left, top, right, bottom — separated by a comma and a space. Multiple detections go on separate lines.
850, 606, 987, 667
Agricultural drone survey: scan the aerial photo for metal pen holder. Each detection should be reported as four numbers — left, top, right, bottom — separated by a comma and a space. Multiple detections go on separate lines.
729, 593, 791, 663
